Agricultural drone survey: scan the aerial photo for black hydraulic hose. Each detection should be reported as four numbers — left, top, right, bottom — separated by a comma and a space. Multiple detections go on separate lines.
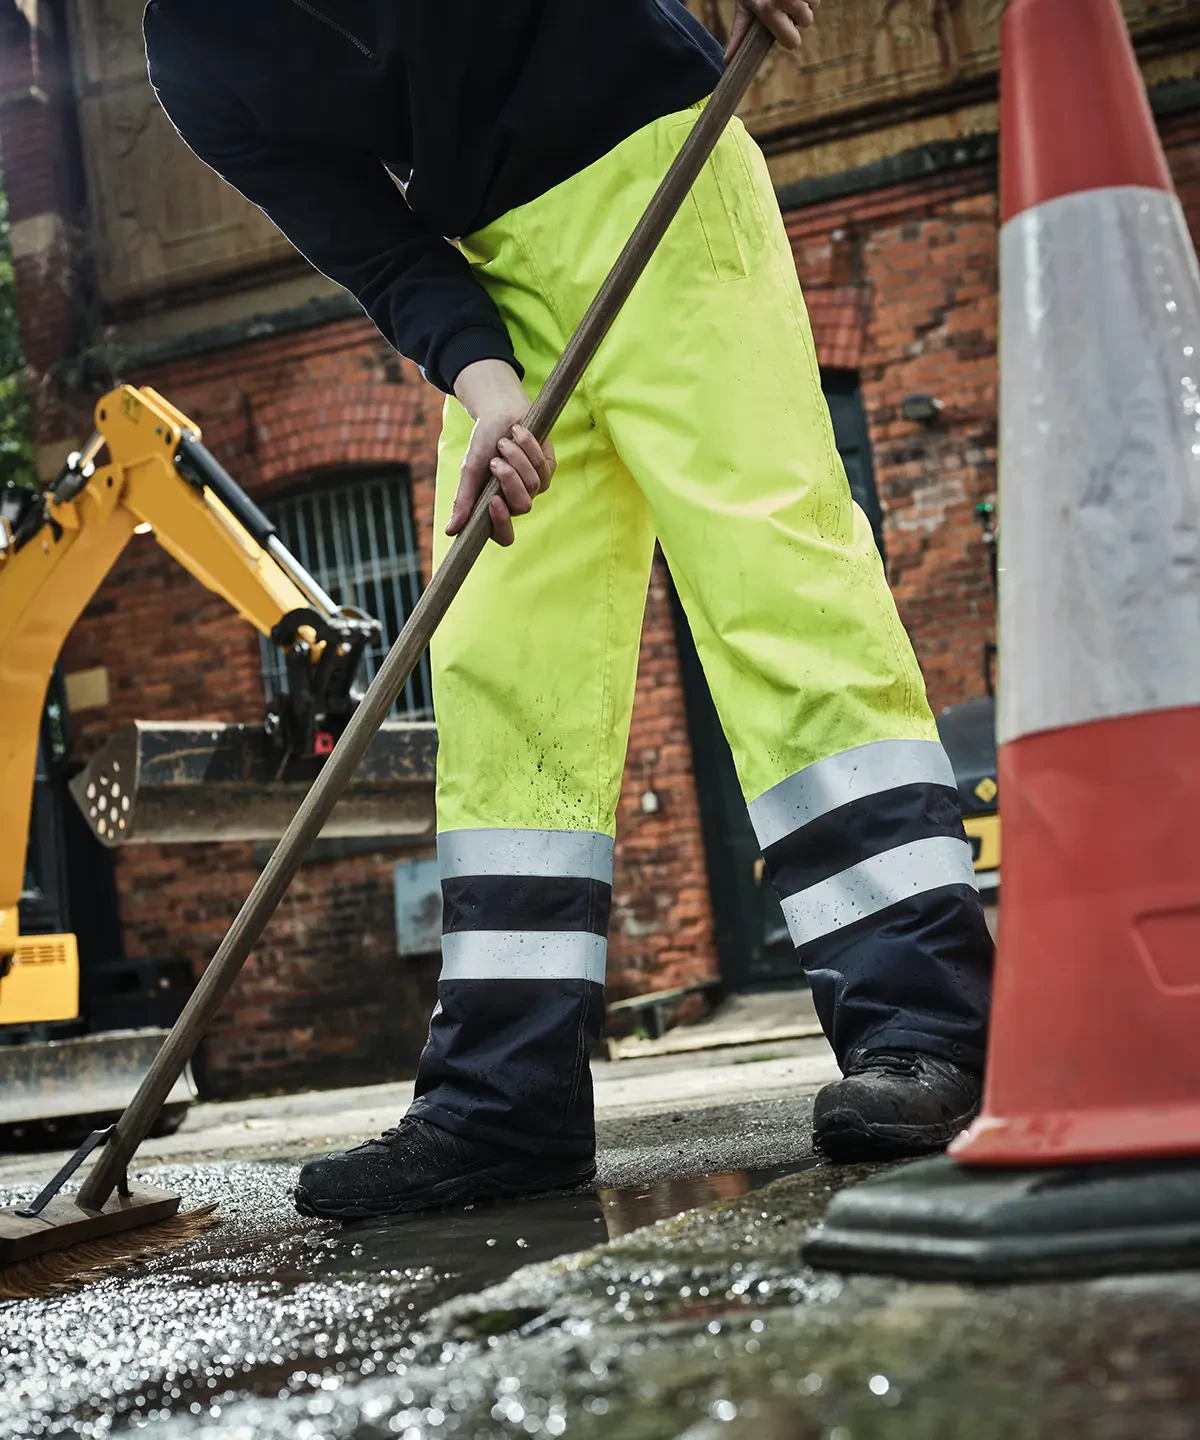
174, 432, 278, 548
173, 432, 339, 614
10, 499, 48, 551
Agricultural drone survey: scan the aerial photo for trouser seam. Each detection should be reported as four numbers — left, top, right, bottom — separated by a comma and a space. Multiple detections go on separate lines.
511, 207, 602, 419
783, 244, 916, 731
787, 279, 842, 543
564, 983, 592, 1120
593, 475, 622, 829
781, 254, 920, 726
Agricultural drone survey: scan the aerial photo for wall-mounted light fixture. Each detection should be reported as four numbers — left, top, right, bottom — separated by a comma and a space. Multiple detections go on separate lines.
900, 393, 944, 425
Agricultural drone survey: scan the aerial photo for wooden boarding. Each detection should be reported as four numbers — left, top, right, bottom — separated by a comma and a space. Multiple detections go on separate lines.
608, 980, 723, 1037
0, 1184, 181, 1265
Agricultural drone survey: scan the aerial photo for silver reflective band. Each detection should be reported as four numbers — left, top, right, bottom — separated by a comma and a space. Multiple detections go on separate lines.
780, 836, 977, 949
438, 828, 614, 881
748, 739, 957, 851
440, 930, 607, 984
999, 186, 1200, 746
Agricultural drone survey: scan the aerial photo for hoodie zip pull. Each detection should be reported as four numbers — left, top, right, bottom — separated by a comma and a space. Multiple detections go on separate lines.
287, 0, 376, 60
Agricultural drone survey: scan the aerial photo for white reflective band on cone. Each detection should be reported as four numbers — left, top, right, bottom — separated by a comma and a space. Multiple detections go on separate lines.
440, 930, 608, 984
999, 185, 1200, 747
438, 828, 614, 881
780, 835, 978, 948
748, 738, 957, 850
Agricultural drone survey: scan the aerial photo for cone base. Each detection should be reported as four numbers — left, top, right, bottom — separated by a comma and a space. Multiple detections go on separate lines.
803, 1155, 1200, 1281
950, 1102, 1200, 1166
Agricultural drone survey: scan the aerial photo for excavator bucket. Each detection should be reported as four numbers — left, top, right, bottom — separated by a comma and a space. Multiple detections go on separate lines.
0, 1030, 196, 1142
69, 721, 438, 846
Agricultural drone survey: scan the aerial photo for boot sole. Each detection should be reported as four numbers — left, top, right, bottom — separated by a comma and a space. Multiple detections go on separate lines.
813, 1108, 978, 1163
293, 1159, 597, 1222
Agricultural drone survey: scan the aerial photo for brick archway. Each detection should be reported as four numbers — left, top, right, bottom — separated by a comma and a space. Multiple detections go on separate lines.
805, 285, 871, 372
251, 381, 440, 490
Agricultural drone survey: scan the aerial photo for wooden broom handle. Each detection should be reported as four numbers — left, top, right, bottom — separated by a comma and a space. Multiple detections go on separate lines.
78, 20, 774, 1211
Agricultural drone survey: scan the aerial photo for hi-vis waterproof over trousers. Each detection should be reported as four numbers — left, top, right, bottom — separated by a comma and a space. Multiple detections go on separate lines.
407, 105, 994, 1157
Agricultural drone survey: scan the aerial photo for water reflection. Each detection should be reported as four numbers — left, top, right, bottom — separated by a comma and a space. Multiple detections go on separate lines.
600, 1169, 748, 1238
316, 1158, 822, 1292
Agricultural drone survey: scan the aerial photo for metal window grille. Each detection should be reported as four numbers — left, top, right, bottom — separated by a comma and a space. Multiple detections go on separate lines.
259, 468, 433, 720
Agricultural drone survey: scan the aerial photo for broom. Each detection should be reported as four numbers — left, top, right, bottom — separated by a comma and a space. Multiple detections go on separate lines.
0, 19, 775, 1300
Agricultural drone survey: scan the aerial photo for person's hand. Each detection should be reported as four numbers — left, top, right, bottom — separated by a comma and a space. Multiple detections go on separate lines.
725, 0, 820, 61
448, 359, 556, 547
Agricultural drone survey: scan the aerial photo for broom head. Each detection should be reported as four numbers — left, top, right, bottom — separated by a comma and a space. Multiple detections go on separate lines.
0, 1183, 218, 1300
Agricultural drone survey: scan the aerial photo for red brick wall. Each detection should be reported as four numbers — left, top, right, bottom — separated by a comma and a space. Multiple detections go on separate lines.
51, 326, 448, 1097
609, 556, 715, 997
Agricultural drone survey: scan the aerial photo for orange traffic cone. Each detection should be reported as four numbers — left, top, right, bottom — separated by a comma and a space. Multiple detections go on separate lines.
806, 0, 1200, 1279
952, 0, 1200, 1166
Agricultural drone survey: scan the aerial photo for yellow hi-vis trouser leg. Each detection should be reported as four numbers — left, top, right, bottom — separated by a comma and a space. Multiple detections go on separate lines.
408, 106, 993, 1155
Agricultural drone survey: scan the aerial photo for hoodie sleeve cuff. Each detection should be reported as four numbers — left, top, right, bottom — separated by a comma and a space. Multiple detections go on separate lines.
430, 325, 524, 395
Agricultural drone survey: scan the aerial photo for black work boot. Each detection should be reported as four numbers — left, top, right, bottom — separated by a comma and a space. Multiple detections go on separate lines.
812, 1051, 982, 1162
294, 1116, 596, 1220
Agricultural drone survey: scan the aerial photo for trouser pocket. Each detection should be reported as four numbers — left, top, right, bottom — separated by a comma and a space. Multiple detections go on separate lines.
668, 116, 762, 282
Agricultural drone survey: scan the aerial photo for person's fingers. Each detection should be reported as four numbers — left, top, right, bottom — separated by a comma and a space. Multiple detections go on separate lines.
489, 456, 534, 516
489, 493, 515, 547
724, 7, 753, 62
728, 0, 814, 58
447, 410, 551, 543
763, 5, 803, 48
497, 435, 541, 500
511, 425, 555, 493
447, 446, 487, 535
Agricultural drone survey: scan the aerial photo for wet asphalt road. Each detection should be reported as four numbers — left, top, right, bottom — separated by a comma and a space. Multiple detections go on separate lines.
0, 1087, 824, 1437
4, 1066, 1200, 1437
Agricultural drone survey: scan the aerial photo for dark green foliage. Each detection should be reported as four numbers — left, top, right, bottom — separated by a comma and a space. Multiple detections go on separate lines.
0, 184, 36, 489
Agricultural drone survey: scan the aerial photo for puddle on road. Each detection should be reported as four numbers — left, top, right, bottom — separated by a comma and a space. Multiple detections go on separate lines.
599, 1159, 819, 1238
261, 1158, 822, 1302
300, 1157, 820, 1285
0, 1156, 821, 1437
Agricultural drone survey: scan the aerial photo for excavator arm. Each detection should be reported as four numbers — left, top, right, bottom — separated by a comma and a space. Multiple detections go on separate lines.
0, 384, 382, 983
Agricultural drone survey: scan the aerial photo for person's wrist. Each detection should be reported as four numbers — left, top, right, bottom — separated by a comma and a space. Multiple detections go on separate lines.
453, 358, 525, 421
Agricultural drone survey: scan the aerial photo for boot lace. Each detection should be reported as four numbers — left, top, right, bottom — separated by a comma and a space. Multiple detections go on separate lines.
354, 1115, 450, 1158
850, 1051, 922, 1078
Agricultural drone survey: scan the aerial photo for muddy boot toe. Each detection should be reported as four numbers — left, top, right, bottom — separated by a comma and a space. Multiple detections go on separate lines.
813, 1051, 982, 1162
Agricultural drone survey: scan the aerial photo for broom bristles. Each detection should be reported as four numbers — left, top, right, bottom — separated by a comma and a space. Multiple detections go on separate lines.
0, 1203, 221, 1302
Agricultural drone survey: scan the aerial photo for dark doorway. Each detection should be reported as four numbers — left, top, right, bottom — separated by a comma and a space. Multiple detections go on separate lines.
15, 675, 129, 1038
19, 676, 72, 939
825, 371, 886, 565
672, 375, 883, 990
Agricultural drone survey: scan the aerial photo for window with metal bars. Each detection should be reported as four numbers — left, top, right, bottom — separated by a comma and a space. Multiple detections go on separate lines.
258, 468, 433, 720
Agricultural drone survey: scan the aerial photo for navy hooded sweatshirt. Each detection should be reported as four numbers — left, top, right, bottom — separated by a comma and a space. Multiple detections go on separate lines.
143, 1, 724, 391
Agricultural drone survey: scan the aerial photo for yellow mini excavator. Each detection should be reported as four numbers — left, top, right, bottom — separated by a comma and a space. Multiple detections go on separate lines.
1, 385, 436, 1138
